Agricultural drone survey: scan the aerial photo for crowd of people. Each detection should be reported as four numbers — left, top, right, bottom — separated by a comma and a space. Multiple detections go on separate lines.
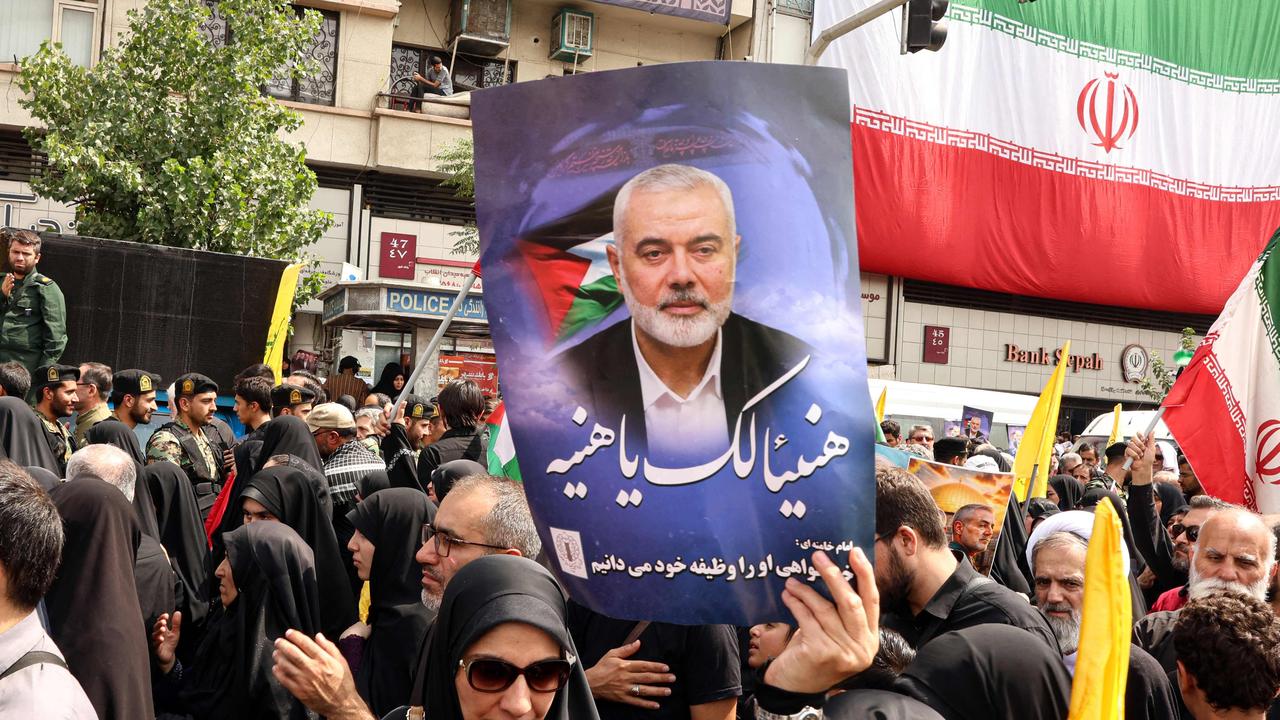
0, 343, 1276, 719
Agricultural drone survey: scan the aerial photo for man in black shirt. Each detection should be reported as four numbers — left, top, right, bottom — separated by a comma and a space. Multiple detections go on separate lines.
875, 467, 1058, 652
416, 379, 487, 480
568, 603, 740, 720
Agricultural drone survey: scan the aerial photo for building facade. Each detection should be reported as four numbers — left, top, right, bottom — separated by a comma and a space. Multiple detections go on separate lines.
0, 0, 814, 392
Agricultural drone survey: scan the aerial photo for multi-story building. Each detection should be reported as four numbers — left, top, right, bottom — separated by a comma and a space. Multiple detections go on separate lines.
0, 0, 815, 392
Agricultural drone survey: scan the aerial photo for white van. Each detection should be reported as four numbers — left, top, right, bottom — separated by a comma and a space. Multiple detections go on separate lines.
1077, 409, 1177, 452
867, 379, 1038, 450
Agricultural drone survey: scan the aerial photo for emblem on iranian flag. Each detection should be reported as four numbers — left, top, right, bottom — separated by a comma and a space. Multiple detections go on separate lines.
1077, 72, 1139, 153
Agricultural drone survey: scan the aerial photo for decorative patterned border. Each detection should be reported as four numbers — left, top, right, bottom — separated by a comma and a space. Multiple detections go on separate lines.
950, 4, 1280, 95
853, 107, 1280, 203
1199, 329, 1258, 511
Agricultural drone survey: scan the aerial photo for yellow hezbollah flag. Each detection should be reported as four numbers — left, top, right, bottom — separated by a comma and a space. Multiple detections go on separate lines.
263, 263, 303, 382
875, 387, 887, 423
1106, 403, 1124, 448
1013, 342, 1071, 501
1068, 497, 1131, 720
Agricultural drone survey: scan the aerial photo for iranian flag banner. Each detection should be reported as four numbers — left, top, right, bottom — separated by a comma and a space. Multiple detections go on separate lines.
815, 0, 1280, 315
486, 401, 523, 482
1162, 229, 1280, 512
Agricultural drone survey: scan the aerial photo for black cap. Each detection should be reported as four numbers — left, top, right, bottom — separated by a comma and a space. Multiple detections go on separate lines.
271, 382, 316, 408
34, 363, 79, 389
174, 372, 218, 397
404, 394, 432, 420
113, 369, 161, 398
933, 436, 969, 464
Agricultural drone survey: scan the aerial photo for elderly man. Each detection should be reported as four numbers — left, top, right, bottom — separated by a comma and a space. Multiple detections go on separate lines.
271, 474, 542, 720
1027, 522, 1178, 718
563, 163, 810, 464
1134, 505, 1278, 675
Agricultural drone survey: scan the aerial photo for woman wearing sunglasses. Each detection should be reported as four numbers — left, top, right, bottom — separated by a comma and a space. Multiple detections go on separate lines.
422, 553, 600, 720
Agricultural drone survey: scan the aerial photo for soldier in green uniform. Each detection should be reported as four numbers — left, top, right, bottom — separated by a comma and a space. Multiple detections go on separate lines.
270, 382, 317, 420
33, 363, 79, 475
146, 372, 223, 518
0, 229, 67, 379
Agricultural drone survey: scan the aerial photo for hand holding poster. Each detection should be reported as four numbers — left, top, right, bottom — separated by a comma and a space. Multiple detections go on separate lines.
472, 62, 874, 625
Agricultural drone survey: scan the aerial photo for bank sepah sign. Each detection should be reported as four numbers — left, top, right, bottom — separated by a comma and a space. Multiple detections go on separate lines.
1004, 344, 1104, 373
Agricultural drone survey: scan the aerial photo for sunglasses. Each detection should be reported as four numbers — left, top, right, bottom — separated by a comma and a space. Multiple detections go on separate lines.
459, 657, 574, 693
1170, 523, 1200, 543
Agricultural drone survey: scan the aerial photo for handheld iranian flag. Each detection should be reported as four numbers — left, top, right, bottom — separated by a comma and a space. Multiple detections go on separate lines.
486, 401, 522, 483
1162, 228, 1280, 512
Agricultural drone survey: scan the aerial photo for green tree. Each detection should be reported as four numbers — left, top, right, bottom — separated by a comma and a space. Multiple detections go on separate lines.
17, 0, 332, 258
1137, 327, 1199, 402
437, 138, 479, 256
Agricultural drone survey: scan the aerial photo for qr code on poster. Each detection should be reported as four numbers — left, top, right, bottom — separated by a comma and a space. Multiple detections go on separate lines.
549, 527, 588, 579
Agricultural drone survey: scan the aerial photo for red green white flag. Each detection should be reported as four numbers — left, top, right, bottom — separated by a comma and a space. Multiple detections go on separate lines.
1162, 229, 1280, 512
815, 0, 1280, 315
486, 401, 522, 482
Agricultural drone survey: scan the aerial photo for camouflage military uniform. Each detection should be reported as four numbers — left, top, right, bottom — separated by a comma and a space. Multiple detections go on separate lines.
0, 270, 67, 378
39, 413, 75, 472
146, 417, 221, 497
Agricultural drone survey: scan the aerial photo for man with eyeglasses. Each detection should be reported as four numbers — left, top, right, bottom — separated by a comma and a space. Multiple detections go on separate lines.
271, 473, 541, 720
1125, 433, 1229, 614
908, 424, 934, 449
875, 467, 1057, 653
71, 362, 112, 447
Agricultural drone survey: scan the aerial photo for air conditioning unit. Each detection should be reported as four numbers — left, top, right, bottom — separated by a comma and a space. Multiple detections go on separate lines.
550, 8, 593, 62
448, 0, 511, 56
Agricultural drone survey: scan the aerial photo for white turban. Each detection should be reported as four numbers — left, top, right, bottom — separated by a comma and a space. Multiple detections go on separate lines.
1026, 509, 1129, 574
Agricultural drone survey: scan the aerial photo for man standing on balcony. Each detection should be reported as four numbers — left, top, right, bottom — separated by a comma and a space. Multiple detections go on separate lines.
410, 56, 453, 111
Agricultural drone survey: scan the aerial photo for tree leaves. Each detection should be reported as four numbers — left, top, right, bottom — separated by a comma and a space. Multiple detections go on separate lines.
17, 0, 333, 259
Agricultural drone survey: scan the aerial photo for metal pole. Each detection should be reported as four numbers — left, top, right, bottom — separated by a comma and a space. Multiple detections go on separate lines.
389, 270, 479, 421
804, 0, 907, 65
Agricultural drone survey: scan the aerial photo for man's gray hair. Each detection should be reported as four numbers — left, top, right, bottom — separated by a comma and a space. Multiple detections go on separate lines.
1031, 531, 1089, 572
1189, 494, 1232, 512
354, 407, 383, 421
909, 424, 934, 437
66, 444, 137, 502
1060, 452, 1082, 469
451, 474, 542, 559
612, 164, 736, 246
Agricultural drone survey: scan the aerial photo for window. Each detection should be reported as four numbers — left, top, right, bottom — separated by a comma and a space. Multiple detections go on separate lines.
388, 44, 515, 96
0, 1, 100, 67
200, 2, 339, 107
267, 6, 340, 106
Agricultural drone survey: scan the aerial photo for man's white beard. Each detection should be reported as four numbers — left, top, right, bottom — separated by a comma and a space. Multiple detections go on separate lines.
618, 271, 732, 349
422, 588, 441, 612
1041, 603, 1081, 655
1187, 563, 1270, 602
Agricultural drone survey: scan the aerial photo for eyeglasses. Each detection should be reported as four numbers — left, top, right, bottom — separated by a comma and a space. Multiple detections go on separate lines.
1170, 523, 1201, 543
421, 523, 508, 557
458, 657, 574, 693
911, 436, 932, 443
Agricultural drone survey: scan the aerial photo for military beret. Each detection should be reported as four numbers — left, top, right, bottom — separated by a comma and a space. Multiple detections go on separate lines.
403, 394, 433, 420
113, 369, 161, 397
271, 382, 316, 408
34, 364, 79, 389
173, 372, 218, 397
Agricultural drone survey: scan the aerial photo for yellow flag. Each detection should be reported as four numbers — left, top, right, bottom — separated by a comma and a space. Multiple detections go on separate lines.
1068, 497, 1131, 720
263, 263, 303, 382
1013, 342, 1071, 501
874, 387, 887, 423
1106, 403, 1123, 448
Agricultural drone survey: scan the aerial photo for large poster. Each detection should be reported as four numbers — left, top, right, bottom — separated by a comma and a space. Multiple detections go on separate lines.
875, 445, 1014, 576
472, 62, 874, 625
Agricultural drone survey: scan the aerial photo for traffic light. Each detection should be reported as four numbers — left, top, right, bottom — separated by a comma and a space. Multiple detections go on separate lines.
900, 0, 949, 54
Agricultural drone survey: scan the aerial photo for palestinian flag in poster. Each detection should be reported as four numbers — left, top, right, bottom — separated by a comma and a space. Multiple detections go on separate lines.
1162, 229, 1280, 513
815, 0, 1280, 315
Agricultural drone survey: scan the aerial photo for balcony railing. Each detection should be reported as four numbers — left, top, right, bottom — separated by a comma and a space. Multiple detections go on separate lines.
375, 92, 472, 121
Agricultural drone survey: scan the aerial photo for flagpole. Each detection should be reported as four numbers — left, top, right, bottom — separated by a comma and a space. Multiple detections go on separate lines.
1121, 407, 1166, 471
389, 262, 481, 421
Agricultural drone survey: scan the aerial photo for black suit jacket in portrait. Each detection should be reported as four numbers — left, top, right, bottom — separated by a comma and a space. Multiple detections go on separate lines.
560, 312, 813, 454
